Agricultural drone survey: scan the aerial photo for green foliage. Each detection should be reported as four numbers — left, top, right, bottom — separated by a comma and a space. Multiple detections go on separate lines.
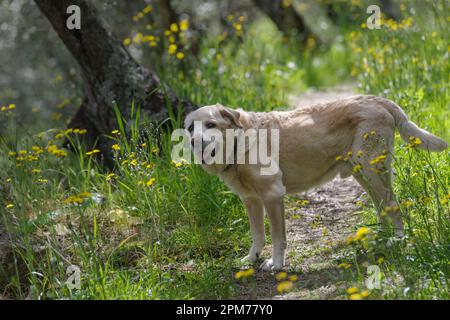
0, 0, 448, 300
339, 0, 449, 300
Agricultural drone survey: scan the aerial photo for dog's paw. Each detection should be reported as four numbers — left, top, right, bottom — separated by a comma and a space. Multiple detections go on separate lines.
241, 254, 258, 264
259, 258, 282, 272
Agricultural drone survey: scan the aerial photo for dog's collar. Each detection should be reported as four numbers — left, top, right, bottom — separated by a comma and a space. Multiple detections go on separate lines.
222, 163, 234, 173
221, 137, 239, 173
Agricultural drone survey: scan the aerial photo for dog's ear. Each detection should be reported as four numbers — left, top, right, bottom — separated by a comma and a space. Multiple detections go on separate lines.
218, 105, 242, 127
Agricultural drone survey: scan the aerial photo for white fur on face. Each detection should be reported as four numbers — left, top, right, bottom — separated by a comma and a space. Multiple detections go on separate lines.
184, 105, 230, 166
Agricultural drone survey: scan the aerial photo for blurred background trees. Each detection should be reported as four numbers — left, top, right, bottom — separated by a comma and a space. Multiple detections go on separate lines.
34, 0, 196, 162
1, 0, 449, 300
0, 0, 403, 156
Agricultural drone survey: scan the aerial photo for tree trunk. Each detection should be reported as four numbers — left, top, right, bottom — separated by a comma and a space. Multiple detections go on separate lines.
155, 0, 179, 30
327, 0, 401, 25
252, 0, 319, 45
380, 0, 401, 21
34, 0, 196, 162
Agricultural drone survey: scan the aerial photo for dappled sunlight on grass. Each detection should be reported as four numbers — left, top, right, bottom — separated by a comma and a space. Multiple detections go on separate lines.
0, 0, 449, 300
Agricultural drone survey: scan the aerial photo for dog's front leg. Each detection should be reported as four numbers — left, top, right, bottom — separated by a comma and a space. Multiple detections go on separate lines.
260, 197, 286, 271
241, 197, 265, 263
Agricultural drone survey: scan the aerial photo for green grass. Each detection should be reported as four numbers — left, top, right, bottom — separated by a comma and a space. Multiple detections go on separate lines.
1, 1, 449, 299
338, 0, 449, 299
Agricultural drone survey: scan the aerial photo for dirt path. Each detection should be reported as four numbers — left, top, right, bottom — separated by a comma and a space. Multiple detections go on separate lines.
236, 84, 368, 300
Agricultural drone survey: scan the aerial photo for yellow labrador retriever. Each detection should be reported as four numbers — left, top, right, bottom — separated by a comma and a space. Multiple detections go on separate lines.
184, 95, 448, 271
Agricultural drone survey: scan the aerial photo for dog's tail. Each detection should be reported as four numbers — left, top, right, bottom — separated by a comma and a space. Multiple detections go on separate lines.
378, 97, 448, 152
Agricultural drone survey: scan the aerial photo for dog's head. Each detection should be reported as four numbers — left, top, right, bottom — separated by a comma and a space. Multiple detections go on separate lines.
184, 104, 243, 172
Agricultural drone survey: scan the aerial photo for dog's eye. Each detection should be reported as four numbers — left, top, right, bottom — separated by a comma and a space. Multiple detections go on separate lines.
188, 124, 194, 132
206, 122, 216, 129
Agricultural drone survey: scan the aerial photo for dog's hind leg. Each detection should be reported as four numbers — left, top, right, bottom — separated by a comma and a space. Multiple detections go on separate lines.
351, 125, 404, 236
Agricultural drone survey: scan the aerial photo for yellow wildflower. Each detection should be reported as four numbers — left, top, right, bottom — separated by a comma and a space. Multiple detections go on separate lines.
123, 38, 131, 46
112, 144, 120, 151
172, 160, 186, 168
233, 23, 242, 31
281, 0, 292, 8
243, 268, 255, 277
176, 52, 185, 60
179, 19, 189, 31
296, 199, 309, 206
146, 178, 156, 187
170, 23, 179, 33
338, 263, 352, 269
86, 149, 100, 156
346, 235, 354, 245
6, 204, 14, 209
289, 275, 298, 282
235, 268, 255, 280
133, 33, 143, 44
64, 196, 84, 205
409, 136, 422, 146
347, 287, 358, 294
277, 281, 293, 293
369, 155, 386, 165
440, 194, 450, 205
143, 35, 155, 42
354, 227, 370, 241
78, 192, 92, 198
142, 5, 152, 14
55, 149, 67, 157
350, 293, 363, 300
402, 200, 414, 208
168, 44, 177, 55
31, 146, 43, 154
275, 271, 288, 281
